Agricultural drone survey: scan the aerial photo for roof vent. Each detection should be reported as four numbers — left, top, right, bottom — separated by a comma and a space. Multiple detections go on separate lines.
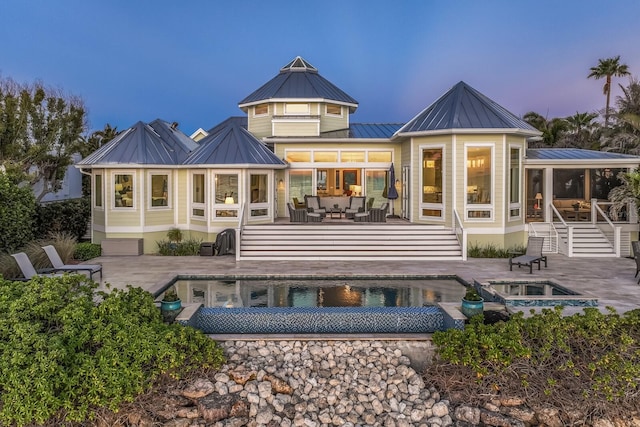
280, 56, 318, 73
171, 122, 179, 130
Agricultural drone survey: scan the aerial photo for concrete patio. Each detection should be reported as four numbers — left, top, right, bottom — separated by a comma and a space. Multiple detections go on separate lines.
91, 253, 640, 314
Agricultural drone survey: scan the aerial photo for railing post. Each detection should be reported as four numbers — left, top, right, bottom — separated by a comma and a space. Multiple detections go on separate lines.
461, 229, 467, 261
591, 198, 597, 224
567, 226, 574, 257
615, 226, 621, 257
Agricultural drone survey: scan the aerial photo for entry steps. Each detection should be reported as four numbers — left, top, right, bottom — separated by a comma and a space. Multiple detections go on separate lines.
554, 222, 616, 257
238, 223, 463, 261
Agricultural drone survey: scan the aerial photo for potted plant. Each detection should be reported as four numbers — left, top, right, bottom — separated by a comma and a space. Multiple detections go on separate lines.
461, 287, 484, 318
161, 287, 182, 312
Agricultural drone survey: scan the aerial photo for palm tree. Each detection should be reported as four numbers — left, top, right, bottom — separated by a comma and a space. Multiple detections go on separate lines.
588, 56, 630, 127
565, 112, 599, 148
523, 111, 568, 147
608, 168, 640, 221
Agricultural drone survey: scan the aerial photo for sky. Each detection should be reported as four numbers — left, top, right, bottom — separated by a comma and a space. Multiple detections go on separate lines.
1, 0, 639, 136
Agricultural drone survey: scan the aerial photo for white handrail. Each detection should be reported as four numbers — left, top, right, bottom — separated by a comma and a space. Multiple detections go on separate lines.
593, 199, 620, 257
549, 203, 568, 227
453, 209, 467, 261
235, 202, 247, 261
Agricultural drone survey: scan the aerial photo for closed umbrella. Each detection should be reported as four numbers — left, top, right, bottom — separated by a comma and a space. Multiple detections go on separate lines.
387, 164, 399, 217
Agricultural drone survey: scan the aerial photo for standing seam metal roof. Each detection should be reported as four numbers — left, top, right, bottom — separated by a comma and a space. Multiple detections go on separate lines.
526, 148, 640, 161
184, 117, 286, 166
397, 81, 539, 134
77, 119, 196, 165
239, 56, 358, 108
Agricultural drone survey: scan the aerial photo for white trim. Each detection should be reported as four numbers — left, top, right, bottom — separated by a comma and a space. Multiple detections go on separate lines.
190, 171, 207, 221
394, 128, 540, 139
239, 98, 358, 110
508, 143, 523, 222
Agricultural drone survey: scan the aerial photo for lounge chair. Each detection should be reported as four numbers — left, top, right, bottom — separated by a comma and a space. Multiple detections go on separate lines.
345, 196, 366, 219
632, 241, 640, 283
303, 196, 327, 217
508, 236, 548, 274
42, 245, 103, 280
10, 252, 65, 280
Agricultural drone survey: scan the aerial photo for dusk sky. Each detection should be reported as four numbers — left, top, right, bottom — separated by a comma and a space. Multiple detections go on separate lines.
2, 0, 639, 136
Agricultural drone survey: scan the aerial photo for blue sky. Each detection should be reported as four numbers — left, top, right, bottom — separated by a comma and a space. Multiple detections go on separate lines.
2, 0, 639, 135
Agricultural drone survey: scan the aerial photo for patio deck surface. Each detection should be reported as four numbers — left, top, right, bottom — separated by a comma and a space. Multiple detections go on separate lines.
90, 253, 640, 314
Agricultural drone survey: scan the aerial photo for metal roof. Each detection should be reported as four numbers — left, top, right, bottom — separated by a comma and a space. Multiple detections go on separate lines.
319, 123, 405, 139
184, 117, 287, 167
238, 56, 358, 111
526, 148, 640, 162
78, 119, 196, 166
397, 81, 539, 135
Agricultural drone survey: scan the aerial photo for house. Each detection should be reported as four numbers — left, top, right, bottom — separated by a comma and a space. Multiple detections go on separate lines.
77, 56, 640, 257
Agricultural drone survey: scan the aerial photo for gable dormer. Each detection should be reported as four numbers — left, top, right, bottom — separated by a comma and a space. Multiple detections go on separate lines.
238, 56, 358, 138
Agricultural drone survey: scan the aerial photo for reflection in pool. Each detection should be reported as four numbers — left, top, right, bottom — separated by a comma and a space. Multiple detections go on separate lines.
169, 277, 467, 309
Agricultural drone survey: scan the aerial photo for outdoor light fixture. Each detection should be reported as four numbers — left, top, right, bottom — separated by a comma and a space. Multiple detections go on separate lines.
277, 179, 284, 190
224, 196, 234, 204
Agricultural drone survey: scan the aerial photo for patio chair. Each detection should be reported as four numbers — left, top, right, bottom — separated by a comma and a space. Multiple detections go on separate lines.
354, 202, 388, 222
303, 195, 327, 217
287, 202, 322, 223
10, 252, 65, 280
366, 197, 375, 211
42, 245, 102, 281
345, 196, 366, 219
632, 241, 640, 283
508, 236, 547, 274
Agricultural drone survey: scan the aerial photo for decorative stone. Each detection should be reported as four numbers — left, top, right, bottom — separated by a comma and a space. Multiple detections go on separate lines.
182, 378, 215, 399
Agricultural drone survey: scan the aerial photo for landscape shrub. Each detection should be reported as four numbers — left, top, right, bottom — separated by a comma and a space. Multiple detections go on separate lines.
74, 242, 102, 261
427, 306, 640, 420
0, 276, 225, 426
34, 197, 91, 241
156, 237, 203, 256
467, 242, 525, 258
0, 173, 36, 253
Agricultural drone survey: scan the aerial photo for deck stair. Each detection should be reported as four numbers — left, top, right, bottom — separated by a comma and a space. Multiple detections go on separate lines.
553, 222, 616, 257
239, 223, 463, 261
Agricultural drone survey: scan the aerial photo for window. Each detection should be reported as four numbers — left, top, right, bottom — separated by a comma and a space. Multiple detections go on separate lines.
368, 151, 392, 162
340, 151, 365, 162
466, 146, 492, 219
150, 174, 168, 207
509, 148, 520, 218
286, 151, 311, 163
192, 174, 205, 217
250, 174, 267, 203
95, 174, 102, 208
289, 170, 313, 201
422, 149, 442, 204
114, 174, 133, 208
365, 170, 386, 206
314, 151, 338, 162
284, 103, 310, 115
326, 104, 341, 116
214, 173, 239, 219
317, 170, 327, 191
254, 103, 268, 116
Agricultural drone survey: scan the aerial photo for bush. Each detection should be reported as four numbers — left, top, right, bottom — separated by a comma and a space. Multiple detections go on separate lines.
157, 238, 203, 256
34, 197, 91, 241
0, 173, 36, 253
427, 306, 640, 420
467, 242, 525, 258
0, 276, 225, 425
74, 242, 102, 261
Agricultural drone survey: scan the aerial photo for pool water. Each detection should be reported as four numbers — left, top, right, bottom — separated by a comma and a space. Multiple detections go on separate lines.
475, 279, 598, 308
169, 277, 467, 308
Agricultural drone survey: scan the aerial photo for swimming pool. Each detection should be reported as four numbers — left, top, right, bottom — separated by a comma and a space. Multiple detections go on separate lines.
474, 279, 598, 308
158, 275, 469, 334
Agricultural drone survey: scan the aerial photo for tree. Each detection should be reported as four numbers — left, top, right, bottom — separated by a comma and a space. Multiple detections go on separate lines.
0, 172, 36, 253
523, 111, 568, 147
588, 56, 630, 127
608, 168, 640, 221
0, 77, 87, 201
564, 111, 599, 149
78, 123, 119, 158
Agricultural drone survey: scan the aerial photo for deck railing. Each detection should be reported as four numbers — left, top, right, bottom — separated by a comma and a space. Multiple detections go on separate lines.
235, 202, 247, 261
592, 199, 621, 257
453, 209, 467, 261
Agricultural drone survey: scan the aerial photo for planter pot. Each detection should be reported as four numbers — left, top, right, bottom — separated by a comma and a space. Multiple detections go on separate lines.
461, 298, 484, 318
161, 299, 182, 311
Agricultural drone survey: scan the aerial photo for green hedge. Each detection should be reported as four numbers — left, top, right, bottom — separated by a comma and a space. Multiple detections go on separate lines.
429, 307, 640, 418
34, 197, 91, 241
0, 173, 36, 253
0, 276, 225, 426
74, 242, 102, 261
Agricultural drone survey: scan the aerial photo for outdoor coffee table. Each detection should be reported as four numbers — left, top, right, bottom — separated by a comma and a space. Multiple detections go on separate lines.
330, 207, 342, 219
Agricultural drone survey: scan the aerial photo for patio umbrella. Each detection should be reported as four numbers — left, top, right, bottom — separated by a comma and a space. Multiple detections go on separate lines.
386, 163, 399, 217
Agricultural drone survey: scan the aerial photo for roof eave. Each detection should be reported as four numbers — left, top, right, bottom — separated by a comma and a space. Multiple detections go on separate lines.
264, 137, 393, 144
239, 98, 359, 110
523, 158, 640, 167
393, 128, 541, 139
